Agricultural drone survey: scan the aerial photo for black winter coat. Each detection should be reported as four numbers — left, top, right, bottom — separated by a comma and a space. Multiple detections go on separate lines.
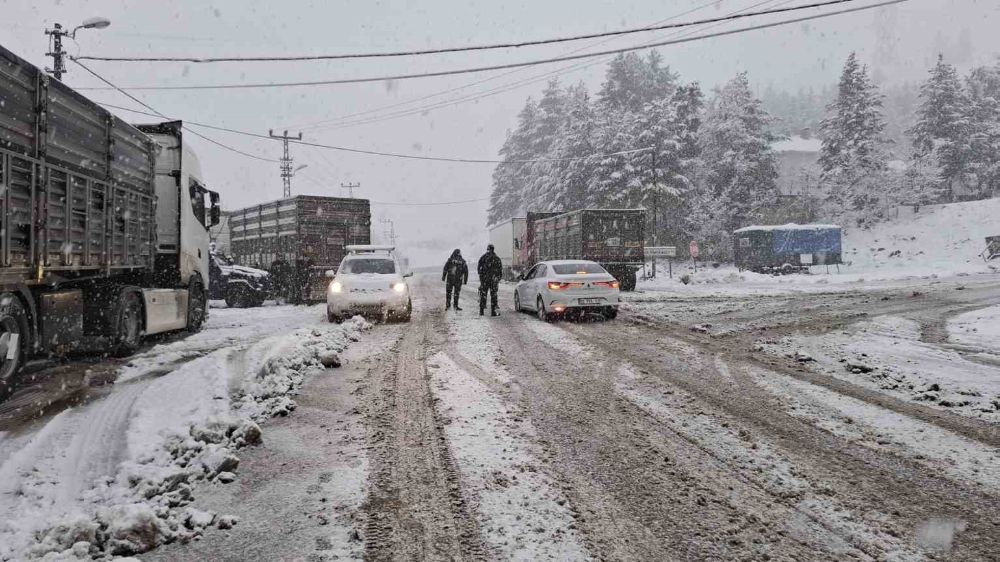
478, 251, 503, 284
442, 256, 469, 285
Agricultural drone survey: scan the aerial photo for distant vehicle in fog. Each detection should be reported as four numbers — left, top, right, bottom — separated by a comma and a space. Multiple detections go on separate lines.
514, 260, 621, 321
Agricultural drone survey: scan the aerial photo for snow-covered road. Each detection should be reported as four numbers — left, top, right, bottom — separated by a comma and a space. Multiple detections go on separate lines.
2, 273, 1000, 561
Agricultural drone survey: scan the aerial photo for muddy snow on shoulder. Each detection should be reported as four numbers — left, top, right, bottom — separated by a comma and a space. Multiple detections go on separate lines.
0, 309, 370, 561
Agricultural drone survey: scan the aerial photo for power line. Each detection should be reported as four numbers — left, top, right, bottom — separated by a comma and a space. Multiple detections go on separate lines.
297, 171, 488, 206
76, 0, 859, 64
71, 59, 277, 162
73, 0, 907, 91
92, 99, 654, 164
297, 0, 791, 133
285, 0, 727, 132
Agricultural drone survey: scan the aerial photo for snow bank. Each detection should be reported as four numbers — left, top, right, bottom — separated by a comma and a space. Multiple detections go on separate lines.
947, 304, 1000, 358
763, 315, 1000, 420
0, 316, 369, 561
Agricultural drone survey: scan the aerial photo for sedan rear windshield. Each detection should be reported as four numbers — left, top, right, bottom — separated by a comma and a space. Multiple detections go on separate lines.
551, 263, 606, 275
342, 258, 395, 274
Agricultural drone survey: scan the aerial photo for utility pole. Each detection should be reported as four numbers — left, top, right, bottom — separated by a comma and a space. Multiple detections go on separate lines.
44, 18, 111, 81
341, 182, 360, 198
269, 129, 302, 198
44, 24, 68, 81
651, 147, 658, 278
379, 218, 397, 246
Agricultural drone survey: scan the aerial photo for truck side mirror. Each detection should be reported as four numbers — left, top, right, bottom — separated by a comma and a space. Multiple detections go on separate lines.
403, 272, 413, 278
209, 191, 221, 226
325, 270, 336, 278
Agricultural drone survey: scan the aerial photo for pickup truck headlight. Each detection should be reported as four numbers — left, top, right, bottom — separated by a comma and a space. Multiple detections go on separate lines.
330, 281, 343, 293
392, 282, 407, 293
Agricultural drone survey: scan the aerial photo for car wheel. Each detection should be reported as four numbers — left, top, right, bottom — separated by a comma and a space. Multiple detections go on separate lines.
0, 295, 29, 402
114, 291, 143, 357
536, 297, 552, 322
514, 291, 522, 312
327, 307, 342, 324
401, 298, 412, 322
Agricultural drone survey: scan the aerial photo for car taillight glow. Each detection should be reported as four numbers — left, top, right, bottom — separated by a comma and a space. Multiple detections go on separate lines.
594, 280, 620, 289
547, 281, 584, 290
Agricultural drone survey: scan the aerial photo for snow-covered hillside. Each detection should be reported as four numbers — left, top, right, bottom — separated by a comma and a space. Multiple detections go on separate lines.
843, 198, 1000, 276
636, 197, 1000, 294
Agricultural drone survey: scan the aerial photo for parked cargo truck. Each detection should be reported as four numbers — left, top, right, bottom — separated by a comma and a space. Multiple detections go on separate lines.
0, 44, 220, 399
529, 209, 645, 291
228, 195, 370, 303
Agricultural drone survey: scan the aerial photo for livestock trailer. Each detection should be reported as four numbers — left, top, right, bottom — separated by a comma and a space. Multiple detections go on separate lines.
228, 195, 371, 302
531, 209, 645, 290
0, 43, 220, 398
733, 224, 842, 273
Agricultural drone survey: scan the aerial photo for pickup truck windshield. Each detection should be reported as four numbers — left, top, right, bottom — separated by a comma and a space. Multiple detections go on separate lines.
342, 258, 395, 274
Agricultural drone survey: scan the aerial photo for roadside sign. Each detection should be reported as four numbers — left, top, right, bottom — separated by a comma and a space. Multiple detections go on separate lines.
689, 240, 699, 259
646, 246, 677, 257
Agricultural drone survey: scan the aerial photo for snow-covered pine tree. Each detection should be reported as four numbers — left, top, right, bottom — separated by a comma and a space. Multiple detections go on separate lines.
695, 72, 781, 254
597, 51, 677, 113
539, 83, 596, 212
524, 80, 569, 211
907, 54, 972, 202
965, 62, 1000, 199
820, 52, 889, 218
488, 98, 539, 225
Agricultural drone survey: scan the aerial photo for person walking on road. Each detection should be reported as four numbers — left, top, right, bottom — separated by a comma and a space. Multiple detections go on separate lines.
478, 244, 503, 316
442, 249, 469, 311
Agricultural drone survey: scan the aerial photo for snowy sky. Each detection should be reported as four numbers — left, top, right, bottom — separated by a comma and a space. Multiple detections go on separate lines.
4, 0, 999, 265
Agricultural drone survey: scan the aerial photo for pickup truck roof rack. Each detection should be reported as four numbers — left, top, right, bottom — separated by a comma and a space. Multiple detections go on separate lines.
346, 244, 395, 254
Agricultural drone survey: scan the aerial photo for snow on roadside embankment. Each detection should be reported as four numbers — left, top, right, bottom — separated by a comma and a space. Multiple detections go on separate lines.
947, 305, 1000, 359
762, 315, 1000, 420
0, 312, 369, 561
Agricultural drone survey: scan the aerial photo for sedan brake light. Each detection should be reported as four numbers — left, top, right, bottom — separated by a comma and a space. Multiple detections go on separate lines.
547, 281, 584, 290
594, 280, 620, 289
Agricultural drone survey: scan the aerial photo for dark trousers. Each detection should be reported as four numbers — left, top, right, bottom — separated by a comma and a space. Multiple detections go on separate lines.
446, 282, 462, 308
479, 281, 498, 312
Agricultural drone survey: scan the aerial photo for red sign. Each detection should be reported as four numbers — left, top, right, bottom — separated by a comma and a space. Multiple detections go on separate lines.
689, 240, 699, 258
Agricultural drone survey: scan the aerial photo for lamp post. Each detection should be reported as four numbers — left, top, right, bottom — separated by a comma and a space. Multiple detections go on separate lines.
45, 17, 111, 81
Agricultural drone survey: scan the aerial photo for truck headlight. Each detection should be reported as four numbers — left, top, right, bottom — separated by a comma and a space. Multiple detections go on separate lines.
392, 282, 406, 293
330, 281, 343, 293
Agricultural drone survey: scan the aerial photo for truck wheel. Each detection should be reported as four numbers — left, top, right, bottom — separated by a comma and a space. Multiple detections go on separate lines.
514, 292, 522, 312
114, 291, 143, 357
188, 278, 207, 332
621, 270, 637, 292
0, 295, 29, 402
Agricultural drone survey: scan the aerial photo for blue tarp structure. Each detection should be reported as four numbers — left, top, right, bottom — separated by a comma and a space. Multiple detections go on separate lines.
771, 227, 842, 255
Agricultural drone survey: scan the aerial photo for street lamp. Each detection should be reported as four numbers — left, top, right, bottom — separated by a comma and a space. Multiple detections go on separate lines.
292, 164, 308, 174
45, 16, 112, 81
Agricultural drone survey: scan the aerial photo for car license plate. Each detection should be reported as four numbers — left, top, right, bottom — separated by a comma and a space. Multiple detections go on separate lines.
579, 298, 602, 305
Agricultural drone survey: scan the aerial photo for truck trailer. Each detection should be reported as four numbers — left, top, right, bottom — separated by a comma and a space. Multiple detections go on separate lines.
0, 44, 220, 399
733, 224, 842, 273
228, 195, 371, 302
530, 209, 645, 290
488, 217, 525, 281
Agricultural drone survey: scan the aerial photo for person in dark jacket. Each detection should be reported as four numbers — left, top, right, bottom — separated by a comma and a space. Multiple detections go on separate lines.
477, 244, 503, 316
269, 257, 290, 303
292, 255, 315, 305
442, 249, 469, 310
